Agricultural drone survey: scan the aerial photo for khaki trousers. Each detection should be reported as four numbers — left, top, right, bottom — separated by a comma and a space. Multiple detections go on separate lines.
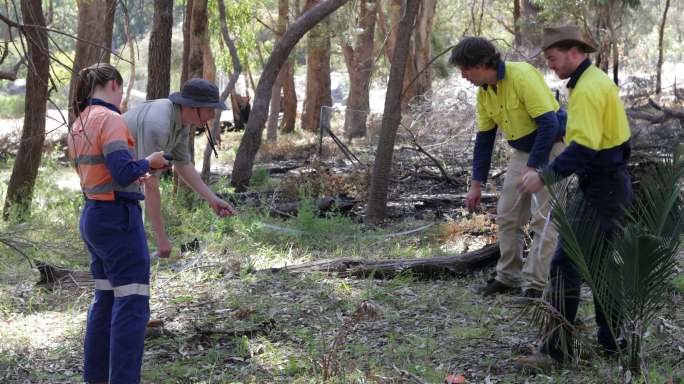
495, 142, 565, 290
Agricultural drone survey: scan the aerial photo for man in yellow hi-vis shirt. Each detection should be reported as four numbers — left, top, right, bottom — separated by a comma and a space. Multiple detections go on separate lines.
518, 25, 632, 368
449, 37, 566, 298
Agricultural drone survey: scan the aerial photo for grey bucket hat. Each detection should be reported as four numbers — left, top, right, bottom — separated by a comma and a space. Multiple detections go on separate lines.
169, 78, 227, 110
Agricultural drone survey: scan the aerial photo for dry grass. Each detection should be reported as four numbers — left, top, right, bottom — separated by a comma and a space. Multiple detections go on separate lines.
256, 132, 321, 163
279, 161, 370, 201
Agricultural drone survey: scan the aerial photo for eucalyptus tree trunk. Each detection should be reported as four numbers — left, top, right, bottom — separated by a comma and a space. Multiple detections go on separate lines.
280, 59, 297, 134
176, 0, 207, 204
231, 0, 350, 191
365, 0, 421, 224
146, 0, 173, 100
267, 72, 284, 141
180, 0, 193, 86
380, 0, 401, 62
380, 0, 435, 107
278, 0, 297, 135
301, 0, 333, 132
267, 0, 290, 142
411, 0, 436, 97
342, 0, 377, 139
3, 0, 50, 221
656, 0, 671, 94
201, 0, 242, 181
520, 0, 541, 49
173, 0, 193, 198
120, 2, 135, 113
606, 0, 619, 84
186, 0, 208, 165
594, 4, 612, 73
67, 0, 116, 123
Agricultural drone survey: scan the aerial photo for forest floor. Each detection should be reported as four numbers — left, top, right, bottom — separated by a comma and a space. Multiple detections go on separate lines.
1, 87, 684, 383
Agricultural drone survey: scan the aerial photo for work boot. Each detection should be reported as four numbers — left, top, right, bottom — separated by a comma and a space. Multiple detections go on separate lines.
511, 288, 543, 304
513, 352, 558, 372
480, 279, 518, 297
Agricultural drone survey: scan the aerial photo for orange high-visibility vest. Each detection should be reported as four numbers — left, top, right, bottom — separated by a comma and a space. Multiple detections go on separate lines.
68, 105, 143, 200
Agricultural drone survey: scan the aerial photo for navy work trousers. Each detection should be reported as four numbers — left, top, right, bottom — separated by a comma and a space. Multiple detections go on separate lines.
543, 168, 632, 361
80, 199, 150, 384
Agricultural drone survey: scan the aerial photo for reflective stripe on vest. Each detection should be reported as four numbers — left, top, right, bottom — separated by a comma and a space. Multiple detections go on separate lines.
68, 106, 144, 200
74, 154, 105, 165
82, 181, 141, 195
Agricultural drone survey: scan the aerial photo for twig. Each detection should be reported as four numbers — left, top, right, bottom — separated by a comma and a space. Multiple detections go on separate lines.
155, 262, 223, 290
0, 12, 131, 63
401, 125, 461, 185
254, 221, 435, 240
381, 222, 434, 239
254, 15, 276, 34
0, 237, 33, 268
401, 43, 458, 100
392, 364, 426, 384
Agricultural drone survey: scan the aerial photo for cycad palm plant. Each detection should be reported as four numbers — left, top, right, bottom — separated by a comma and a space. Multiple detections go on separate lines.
523, 147, 683, 371
616, 149, 683, 370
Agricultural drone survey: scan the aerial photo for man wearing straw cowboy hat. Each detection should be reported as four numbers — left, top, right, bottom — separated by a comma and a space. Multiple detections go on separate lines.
448, 37, 566, 299
518, 25, 632, 369
124, 78, 236, 259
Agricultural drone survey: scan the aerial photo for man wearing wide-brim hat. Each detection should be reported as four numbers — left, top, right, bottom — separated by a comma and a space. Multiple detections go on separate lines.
518, 25, 632, 369
124, 78, 236, 259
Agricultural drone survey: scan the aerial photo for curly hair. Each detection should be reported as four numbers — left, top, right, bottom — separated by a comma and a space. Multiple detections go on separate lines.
448, 37, 502, 69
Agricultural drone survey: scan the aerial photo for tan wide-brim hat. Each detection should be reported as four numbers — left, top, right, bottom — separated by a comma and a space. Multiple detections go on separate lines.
541, 25, 597, 53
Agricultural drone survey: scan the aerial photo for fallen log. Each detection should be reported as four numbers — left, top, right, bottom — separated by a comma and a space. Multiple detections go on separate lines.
627, 99, 684, 124
262, 242, 500, 279
36, 261, 71, 284
35, 261, 93, 289
256, 160, 304, 175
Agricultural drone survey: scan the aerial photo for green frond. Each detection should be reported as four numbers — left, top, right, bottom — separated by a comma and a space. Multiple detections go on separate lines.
534, 148, 684, 368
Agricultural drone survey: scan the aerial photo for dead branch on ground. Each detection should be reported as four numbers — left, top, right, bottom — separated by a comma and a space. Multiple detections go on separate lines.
628, 98, 684, 123
263, 242, 500, 279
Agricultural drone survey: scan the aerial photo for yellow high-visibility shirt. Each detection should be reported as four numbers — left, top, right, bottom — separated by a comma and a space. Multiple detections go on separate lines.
566, 65, 630, 151
476, 62, 559, 141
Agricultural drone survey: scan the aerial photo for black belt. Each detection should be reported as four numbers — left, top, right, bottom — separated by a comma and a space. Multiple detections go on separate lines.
578, 167, 628, 184
83, 195, 142, 205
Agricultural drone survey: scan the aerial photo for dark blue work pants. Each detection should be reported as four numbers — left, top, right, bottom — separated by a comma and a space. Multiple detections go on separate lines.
80, 200, 150, 384
543, 168, 632, 361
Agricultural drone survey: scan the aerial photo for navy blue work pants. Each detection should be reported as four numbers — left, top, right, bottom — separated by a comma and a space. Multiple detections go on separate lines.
543, 168, 632, 361
79, 200, 150, 384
